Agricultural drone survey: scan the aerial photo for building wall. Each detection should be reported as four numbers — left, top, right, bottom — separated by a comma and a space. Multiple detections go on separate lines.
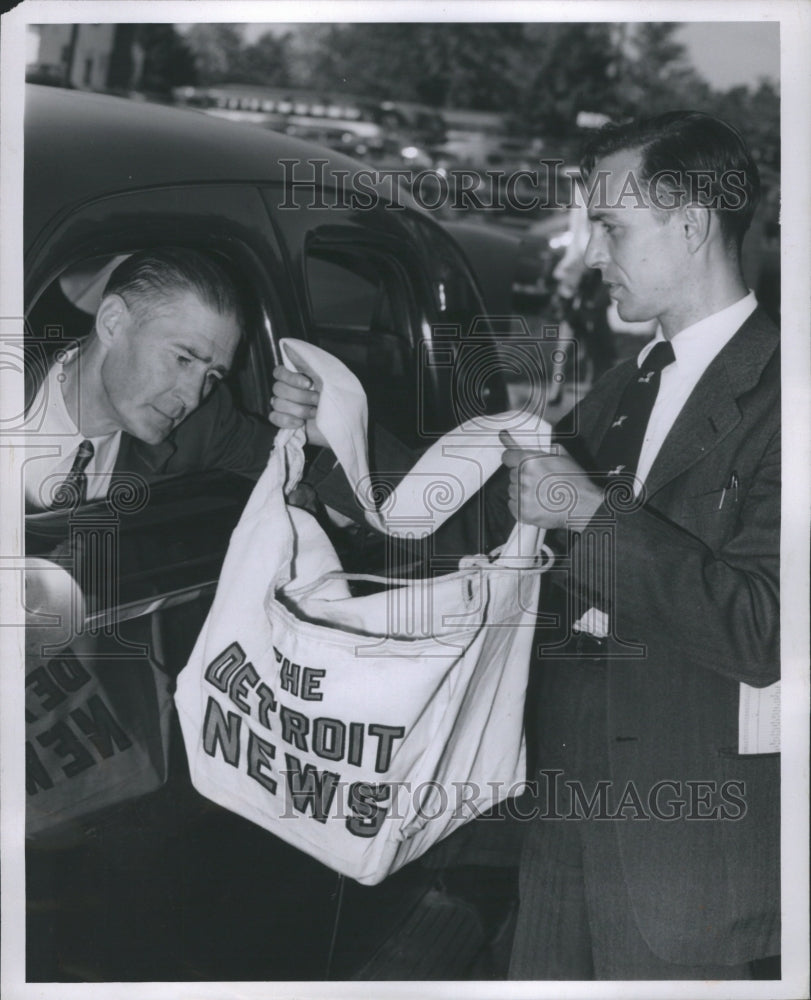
71, 24, 115, 89
35, 24, 73, 74
35, 24, 120, 90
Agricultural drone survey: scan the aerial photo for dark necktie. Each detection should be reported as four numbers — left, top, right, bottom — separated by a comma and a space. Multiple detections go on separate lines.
595, 340, 676, 479
570, 341, 676, 636
51, 439, 94, 509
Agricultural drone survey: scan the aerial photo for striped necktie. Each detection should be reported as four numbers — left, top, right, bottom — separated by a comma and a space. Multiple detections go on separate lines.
51, 439, 94, 510
595, 340, 676, 479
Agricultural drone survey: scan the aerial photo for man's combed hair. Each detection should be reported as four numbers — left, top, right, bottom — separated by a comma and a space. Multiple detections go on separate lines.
102, 247, 244, 330
580, 111, 761, 250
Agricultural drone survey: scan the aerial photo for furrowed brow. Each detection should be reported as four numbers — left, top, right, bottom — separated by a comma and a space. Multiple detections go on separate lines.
176, 343, 229, 376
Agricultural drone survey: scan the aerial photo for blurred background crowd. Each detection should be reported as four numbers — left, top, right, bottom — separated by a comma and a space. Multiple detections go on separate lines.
26, 20, 780, 415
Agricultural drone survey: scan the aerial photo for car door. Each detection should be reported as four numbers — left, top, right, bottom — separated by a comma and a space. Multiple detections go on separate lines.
24, 184, 289, 659
24, 183, 368, 982
23, 178, 477, 982
24, 179, 510, 983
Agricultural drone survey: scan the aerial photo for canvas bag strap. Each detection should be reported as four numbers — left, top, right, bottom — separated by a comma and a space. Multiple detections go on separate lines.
279, 339, 550, 561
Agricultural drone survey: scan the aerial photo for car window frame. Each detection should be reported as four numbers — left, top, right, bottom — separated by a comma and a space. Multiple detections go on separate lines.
23, 184, 295, 626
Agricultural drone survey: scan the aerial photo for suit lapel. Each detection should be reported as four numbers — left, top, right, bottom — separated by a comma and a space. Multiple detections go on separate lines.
644, 307, 779, 497
643, 366, 741, 496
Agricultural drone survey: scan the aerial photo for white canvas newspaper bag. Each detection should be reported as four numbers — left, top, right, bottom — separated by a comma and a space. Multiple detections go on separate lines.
175, 339, 553, 884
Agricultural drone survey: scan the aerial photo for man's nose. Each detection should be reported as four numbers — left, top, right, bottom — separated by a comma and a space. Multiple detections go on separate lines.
174, 370, 206, 416
583, 228, 606, 270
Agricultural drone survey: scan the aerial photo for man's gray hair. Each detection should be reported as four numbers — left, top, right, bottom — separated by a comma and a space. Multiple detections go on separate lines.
102, 247, 244, 331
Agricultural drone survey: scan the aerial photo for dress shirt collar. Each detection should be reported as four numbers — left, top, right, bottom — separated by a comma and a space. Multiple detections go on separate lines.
45, 345, 80, 436
637, 291, 758, 372
38, 346, 121, 458
25, 347, 122, 509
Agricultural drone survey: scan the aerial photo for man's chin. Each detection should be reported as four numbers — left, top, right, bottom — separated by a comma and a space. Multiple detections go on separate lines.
135, 406, 181, 445
132, 422, 173, 446
615, 301, 653, 325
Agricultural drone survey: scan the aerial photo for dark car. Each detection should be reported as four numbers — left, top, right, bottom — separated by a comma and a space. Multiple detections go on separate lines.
20, 84, 523, 983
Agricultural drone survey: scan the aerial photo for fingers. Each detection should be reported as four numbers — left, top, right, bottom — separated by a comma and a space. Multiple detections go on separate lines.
271, 382, 319, 410
270, 388, 318, 414
499, 430, 523, 469
269, 410, 301, 430
500, 431, 544, 523
273, 364, 317, 396
271, 365, 320, 427
499, 429, 550, 469
282, 344, 316, 379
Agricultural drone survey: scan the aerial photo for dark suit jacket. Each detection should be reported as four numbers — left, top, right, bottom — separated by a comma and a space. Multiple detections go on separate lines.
535, 306, 780, 965
112, 384, 277, 483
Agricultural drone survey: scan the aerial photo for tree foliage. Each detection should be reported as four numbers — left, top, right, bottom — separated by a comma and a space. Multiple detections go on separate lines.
238, 30, 293, 86
513, 23, 625, 137
183, 24, 245, 85
177, 22, 778, 166
289, 23, 527, 109
613, 23, 714, 116
136, 25, 198, 94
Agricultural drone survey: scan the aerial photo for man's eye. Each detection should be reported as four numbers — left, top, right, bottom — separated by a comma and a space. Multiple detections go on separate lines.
177, 354, 192, 366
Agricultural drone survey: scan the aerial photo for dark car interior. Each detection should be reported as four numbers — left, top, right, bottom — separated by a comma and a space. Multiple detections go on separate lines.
25, 251, 270, 624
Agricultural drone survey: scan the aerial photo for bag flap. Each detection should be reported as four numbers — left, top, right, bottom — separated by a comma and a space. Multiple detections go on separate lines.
280, 338, 551, 560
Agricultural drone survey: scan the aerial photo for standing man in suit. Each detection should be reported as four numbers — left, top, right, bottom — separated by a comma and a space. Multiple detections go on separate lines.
502, 111, 780, 979
25, 247, 276, 510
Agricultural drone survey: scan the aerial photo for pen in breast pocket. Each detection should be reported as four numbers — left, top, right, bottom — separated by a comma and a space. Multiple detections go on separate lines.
718, 471, 739, 510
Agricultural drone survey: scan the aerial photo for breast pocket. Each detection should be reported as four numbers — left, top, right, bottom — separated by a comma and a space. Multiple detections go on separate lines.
679, 487, 739, 548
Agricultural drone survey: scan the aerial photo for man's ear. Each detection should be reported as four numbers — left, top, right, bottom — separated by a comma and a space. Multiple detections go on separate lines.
94, 294, 129, 346
682, 204, 712, 253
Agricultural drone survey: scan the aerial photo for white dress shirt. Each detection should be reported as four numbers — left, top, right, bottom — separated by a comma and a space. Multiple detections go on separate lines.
576, 291, 758, 638
634, 290, 758, 490
25, 349, 121, 510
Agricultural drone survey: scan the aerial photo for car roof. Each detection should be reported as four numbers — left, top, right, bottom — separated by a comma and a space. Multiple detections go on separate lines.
25, 84, 417, 252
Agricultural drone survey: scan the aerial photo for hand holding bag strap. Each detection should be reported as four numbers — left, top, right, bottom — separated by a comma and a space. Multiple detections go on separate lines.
279, 339, 551, 560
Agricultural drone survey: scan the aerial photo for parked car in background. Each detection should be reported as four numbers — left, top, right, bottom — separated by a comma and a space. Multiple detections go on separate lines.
21, 83, 523, 983
172, 86, 447, 167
